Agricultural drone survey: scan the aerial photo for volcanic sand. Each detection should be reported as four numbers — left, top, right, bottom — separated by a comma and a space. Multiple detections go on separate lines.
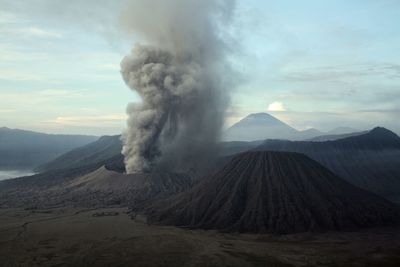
1, 207, 400, 267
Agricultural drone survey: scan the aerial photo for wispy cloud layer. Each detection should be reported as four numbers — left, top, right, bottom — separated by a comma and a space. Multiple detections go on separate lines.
0, 0, 399, 135
282, 63, 400, 82
47, 114, 126, 126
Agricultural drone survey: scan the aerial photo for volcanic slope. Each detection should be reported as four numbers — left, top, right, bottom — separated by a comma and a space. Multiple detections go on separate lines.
141, 151, 400, 234
255, 127, 400, 200
0, 166, 192, 208
63, 167, 193, 206
36, 135, 122, 173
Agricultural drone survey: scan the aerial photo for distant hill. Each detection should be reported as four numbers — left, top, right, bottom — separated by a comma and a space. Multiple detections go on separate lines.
255, 127, 400, 200
218, 140, 264, 156
0, 127, 97, 170
297, 128, 323, 139
326, 126, 359, 135
36, 135, 122, 173
307, 131, 367, 142
140, 151, 400, 234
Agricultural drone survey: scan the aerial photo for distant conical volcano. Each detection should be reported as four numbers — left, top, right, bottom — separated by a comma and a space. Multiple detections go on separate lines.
223, 112, 324, 141
141, 151, 400, 234
223, 113, 299, 141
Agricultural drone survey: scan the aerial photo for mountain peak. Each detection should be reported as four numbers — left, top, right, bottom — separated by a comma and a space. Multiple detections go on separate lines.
224, 113, 299, 141
369, 126, 397, 135
239, 113, 287, 125
246, 112, 276, 119
367, 127, 400, 141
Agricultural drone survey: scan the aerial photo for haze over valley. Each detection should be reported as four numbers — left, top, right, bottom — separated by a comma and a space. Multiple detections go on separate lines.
0, 170, 35, 181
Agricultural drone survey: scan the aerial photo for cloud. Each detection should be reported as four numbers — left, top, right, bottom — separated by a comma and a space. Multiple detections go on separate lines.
0, 109, 14, 113
0, 10, 26, 24
0, 89, 88, 108
0, 70, 46, 81
268, 101, 286, 111
0, 0, 123, 42
0, 26, 62, 39
358, 108, 400, 114
0, 47, 47, 62
23, 27, 62, 38
47, 114, 126, 126
96, 63, 120, 71
37, 89, 81, 96
282, 63, 400, 82
26, 113, 127, 136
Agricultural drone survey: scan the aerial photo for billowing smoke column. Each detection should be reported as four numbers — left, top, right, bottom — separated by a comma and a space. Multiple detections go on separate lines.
120, 0, 235, 173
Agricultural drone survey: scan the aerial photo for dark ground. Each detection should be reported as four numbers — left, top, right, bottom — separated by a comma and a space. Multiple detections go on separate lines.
1, 207, 400, 267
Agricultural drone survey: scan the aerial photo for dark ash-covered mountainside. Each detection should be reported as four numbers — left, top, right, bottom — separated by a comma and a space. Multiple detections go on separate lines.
0, 166, 192, 208
255, 127, 400, 200
138, 151, 400, 234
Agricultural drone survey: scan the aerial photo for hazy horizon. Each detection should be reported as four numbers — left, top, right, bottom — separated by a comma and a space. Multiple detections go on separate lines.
0, 0, 399, 135
1, 112, 399, 137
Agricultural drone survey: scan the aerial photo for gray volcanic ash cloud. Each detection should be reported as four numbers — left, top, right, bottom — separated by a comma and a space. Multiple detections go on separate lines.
120, 0, 236, 173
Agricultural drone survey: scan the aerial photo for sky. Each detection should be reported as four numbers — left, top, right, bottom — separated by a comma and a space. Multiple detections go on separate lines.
0, 0, 399, 135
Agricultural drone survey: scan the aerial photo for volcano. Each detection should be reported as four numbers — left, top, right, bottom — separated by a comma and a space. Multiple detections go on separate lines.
63, 167, 193, 206
140, 151, 400, 234
223, 113, 299, 141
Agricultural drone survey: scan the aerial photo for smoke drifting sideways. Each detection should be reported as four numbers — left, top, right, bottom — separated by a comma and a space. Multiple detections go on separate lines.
120, 0, 236, 174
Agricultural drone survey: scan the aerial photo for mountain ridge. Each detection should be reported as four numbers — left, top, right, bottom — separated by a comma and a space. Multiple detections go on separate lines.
0, 127, 98, 170
255, 127, 400, 200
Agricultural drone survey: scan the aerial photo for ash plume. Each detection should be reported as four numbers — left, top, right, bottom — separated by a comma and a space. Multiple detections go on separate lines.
120, 0, 236, 173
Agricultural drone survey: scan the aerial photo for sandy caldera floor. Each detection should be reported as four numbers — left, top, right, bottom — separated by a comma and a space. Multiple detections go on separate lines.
0, 207, 400, 267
